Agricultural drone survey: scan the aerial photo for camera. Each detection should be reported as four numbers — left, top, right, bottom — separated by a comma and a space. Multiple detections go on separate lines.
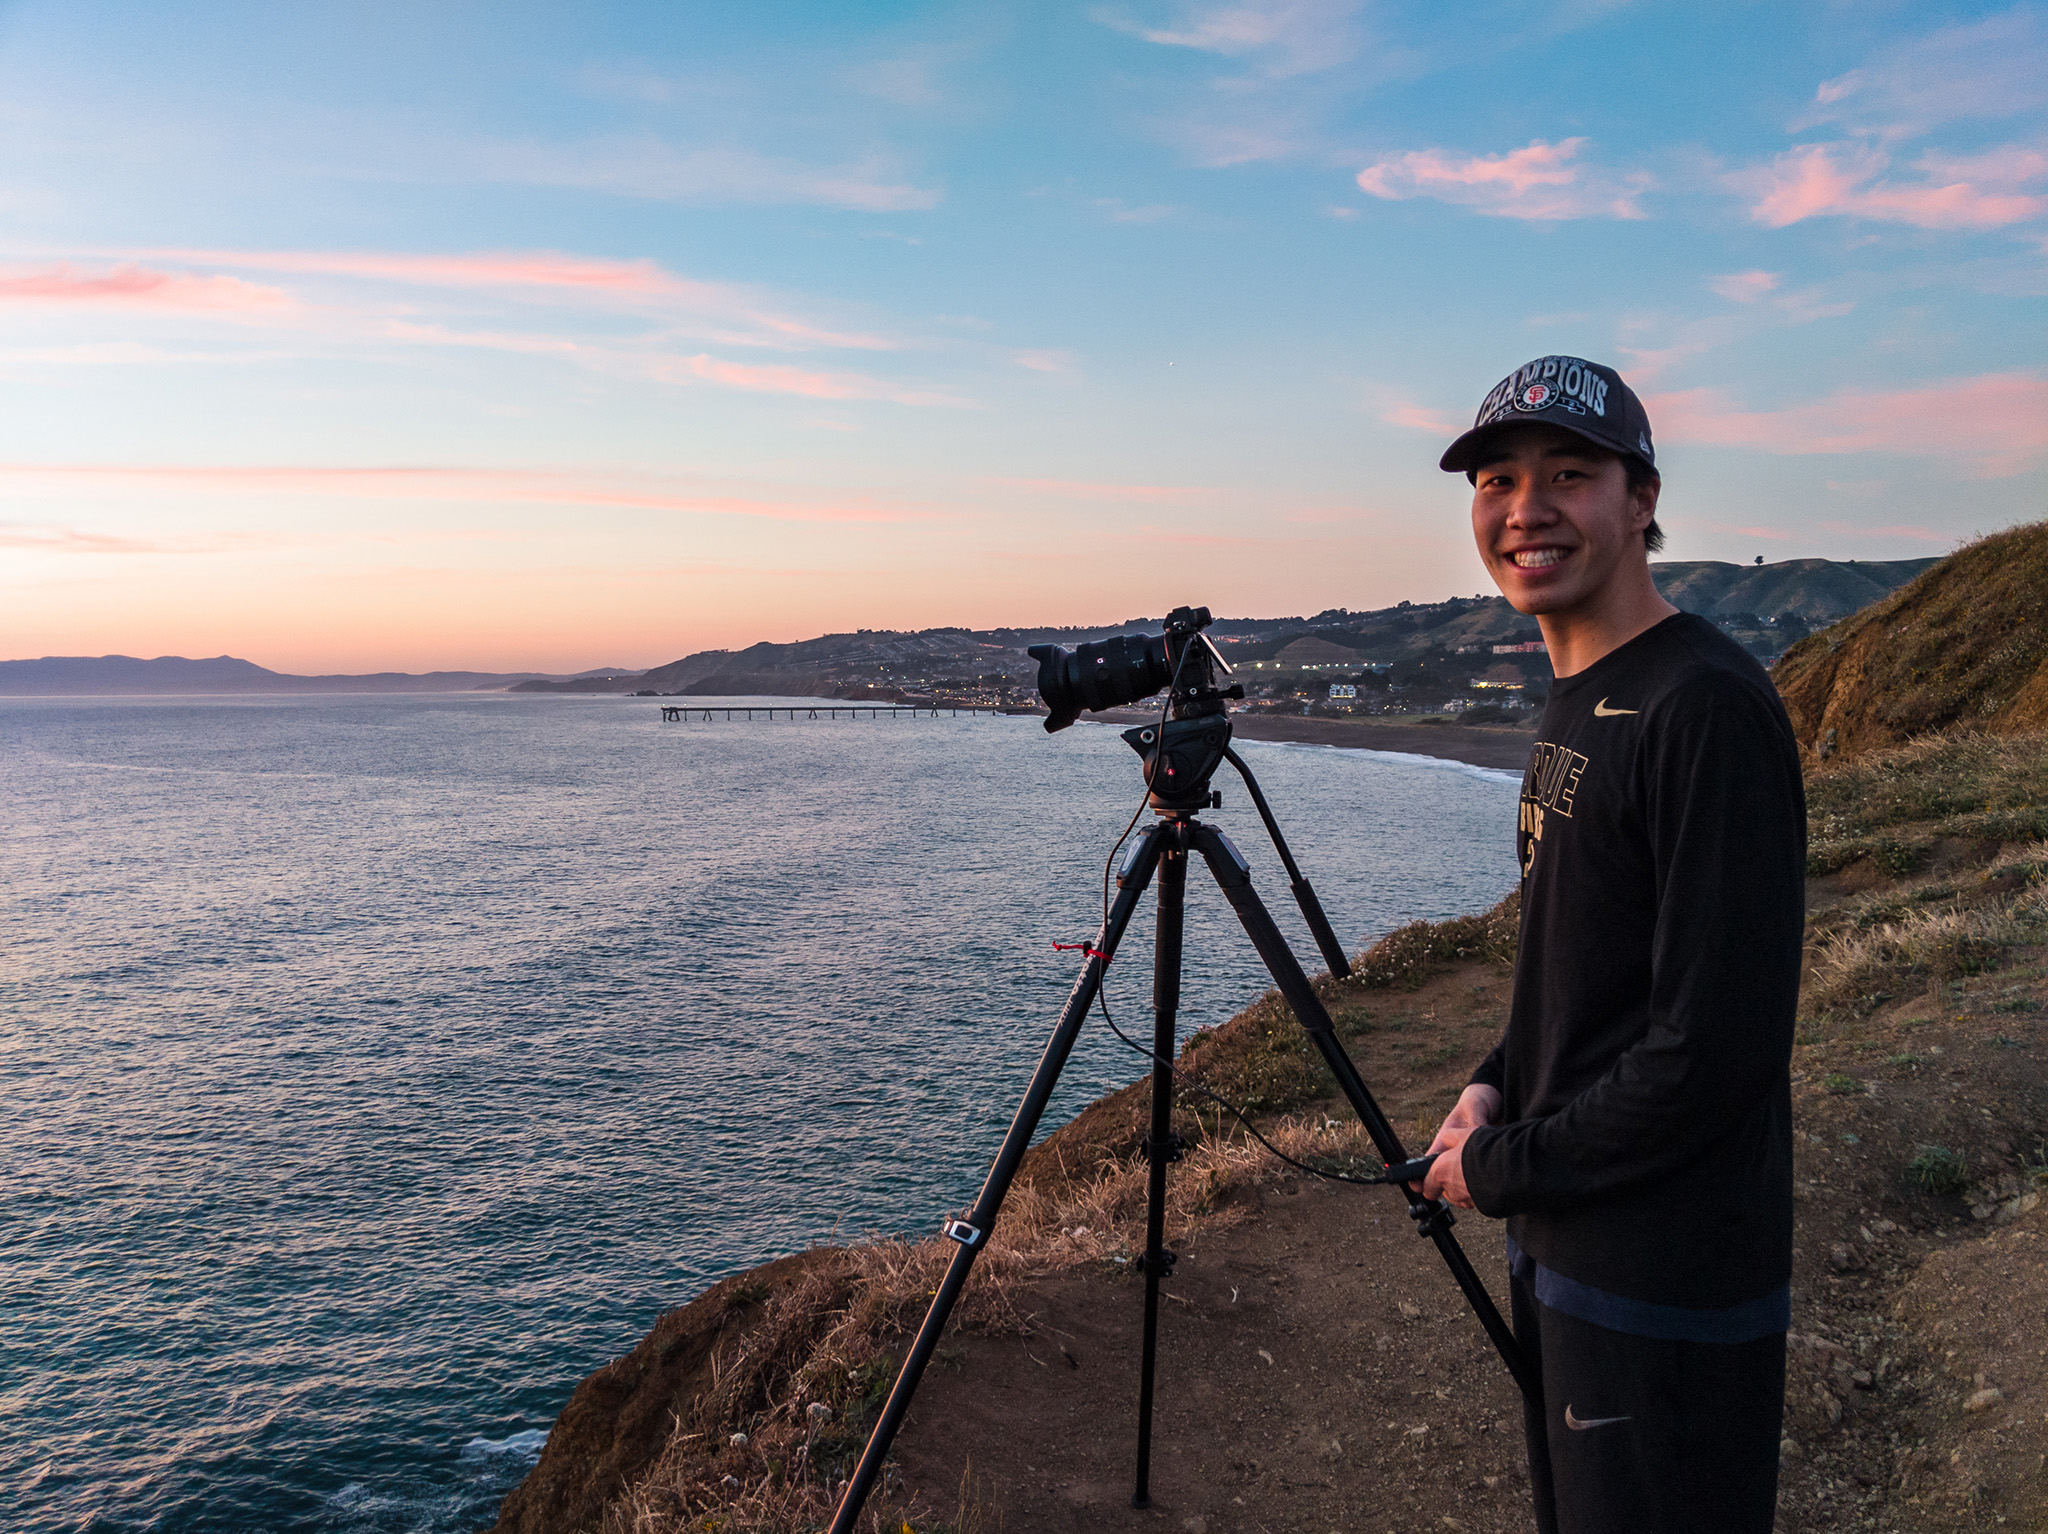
1028, 605, 1238, 733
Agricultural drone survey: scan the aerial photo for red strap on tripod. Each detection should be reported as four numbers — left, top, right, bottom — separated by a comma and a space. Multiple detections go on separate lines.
1051, 941, 1112, 965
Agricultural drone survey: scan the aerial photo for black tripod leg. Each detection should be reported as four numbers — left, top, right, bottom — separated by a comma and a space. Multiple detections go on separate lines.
1223, 747, 1351, 979
1132, 819, 1187, 1508
1187, 823, 1542, 1409
826, 825, 1167, 1534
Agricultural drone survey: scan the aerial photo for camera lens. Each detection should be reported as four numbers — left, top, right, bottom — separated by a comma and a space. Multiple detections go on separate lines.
1027, 632, 1173, 732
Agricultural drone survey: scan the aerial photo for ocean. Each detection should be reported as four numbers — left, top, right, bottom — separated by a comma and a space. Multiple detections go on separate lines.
0, 694, 1520, 1532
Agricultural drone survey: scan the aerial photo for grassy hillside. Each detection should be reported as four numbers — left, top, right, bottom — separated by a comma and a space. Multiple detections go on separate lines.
1774, 520, 2048, 763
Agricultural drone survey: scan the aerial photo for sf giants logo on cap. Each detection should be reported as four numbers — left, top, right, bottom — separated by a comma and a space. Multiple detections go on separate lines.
1478, 357, 1610, 427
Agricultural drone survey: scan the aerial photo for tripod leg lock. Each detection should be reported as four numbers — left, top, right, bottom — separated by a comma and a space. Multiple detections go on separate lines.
1408, 1199, 1457, 1239
1141, 1131, 1187, 1165
942, 1218, 986, 1248
1136, 1248, 1178, 1279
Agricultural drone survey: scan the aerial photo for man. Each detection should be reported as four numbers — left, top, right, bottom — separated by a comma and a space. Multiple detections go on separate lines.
1418, 356, 1806, 1534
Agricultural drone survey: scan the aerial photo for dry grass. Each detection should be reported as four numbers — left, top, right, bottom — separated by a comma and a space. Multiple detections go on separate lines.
1808, 876, 2048, 1013
603, 1110, 1387, 1534
1804, 732, 2048, 876
1801, 731, 2048, 1015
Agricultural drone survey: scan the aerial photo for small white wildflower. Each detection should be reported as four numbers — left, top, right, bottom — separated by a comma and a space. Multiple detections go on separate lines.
807, 1402, 832, 1423
728, 1431, 749, 1448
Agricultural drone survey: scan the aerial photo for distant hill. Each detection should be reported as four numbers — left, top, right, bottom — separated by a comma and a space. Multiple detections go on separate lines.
1772, 524, 2046, 764
510, 553, 1939, 699
1651, 557, 1939, 622
0, 655, 635, 696
13, 554, 1946, 701
1274, 636, 1368, 666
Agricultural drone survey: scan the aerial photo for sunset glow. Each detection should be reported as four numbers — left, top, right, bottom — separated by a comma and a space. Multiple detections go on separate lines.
2, 2, 2042, 672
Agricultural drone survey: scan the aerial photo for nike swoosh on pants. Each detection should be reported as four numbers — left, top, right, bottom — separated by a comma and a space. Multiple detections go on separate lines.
1563, 1405, 1633, 1430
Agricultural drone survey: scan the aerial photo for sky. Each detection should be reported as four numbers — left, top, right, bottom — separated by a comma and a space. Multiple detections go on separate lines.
1, 1, 2043, 673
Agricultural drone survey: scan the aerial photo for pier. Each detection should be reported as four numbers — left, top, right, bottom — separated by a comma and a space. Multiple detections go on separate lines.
659, 704, 1000, 721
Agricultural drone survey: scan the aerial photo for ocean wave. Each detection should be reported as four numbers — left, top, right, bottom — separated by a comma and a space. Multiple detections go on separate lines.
461, 1428, 549, 1462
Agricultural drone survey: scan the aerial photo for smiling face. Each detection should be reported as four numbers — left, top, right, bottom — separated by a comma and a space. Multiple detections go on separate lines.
1469, 424, 1661, 620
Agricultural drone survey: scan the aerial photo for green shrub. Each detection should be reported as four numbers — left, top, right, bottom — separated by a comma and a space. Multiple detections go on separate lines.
1344, 891, 1519, 991
1906, 1144, 1968, 1195
1823, 1073, 1864, 1095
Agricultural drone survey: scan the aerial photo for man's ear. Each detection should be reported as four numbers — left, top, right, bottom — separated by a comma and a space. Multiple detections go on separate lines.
1630, 473, 1662, 532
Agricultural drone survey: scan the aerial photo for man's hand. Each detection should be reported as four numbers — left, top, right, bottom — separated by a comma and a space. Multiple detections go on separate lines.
1415, 1083, 1501, 1211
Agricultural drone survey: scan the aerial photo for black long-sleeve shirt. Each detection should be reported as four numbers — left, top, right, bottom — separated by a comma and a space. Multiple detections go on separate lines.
1462, 613, 1805, 1314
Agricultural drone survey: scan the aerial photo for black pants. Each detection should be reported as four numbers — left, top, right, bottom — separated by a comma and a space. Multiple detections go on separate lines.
1512, 1265, 1786, 1534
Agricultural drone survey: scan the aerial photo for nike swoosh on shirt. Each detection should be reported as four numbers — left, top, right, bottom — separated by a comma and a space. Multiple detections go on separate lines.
1564, 1405, 1633, 1430
1593, 698, 1638, 717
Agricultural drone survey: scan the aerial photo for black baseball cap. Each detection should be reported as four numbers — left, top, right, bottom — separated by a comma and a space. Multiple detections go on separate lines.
1439, 355, 1656, 475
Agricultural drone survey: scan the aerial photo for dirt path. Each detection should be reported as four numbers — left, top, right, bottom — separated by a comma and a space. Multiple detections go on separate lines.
893, 1176, 1532, 1534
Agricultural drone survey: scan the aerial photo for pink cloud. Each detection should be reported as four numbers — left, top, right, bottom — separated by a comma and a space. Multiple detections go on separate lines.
660, 354, 963, 407
474, 141, 941, 214
135, 247, 900, 351
164, 248, 682, 294
1688, 521, 1797, 542
0, 526, 172, 553
372, 322, 954, 406
1647, 372, 2048, 476
0, 465, 947, 524
1357, 138, 1651, 221
0, 524, 285, 554
1797, 11, 2046, 141
1709, 270, 1780, 303
379, 321, 592, 360
1382, 402, 1460, 434
0, 262, 292, 315
1011, 349, 1077, 375
1819, 519, 1951, 543
1736, 142, 2047, 229
1116, 0, 1368, 79
985, 477, 1220, 503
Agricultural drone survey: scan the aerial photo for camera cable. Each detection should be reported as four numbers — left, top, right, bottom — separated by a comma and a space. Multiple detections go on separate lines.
1084, 971, 1433, 1190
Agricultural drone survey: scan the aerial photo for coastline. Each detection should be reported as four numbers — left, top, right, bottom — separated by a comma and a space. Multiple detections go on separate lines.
1087, 706, 1538, 772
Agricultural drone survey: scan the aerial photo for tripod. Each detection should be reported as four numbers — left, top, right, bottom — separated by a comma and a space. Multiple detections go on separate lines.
826, 713, 1537, 1532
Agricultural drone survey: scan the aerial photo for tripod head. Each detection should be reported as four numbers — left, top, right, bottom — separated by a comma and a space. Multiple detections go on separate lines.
1123, 713, 1233, 814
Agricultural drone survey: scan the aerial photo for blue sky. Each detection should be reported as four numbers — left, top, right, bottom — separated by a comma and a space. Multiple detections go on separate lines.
2, 1, 2042, 671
